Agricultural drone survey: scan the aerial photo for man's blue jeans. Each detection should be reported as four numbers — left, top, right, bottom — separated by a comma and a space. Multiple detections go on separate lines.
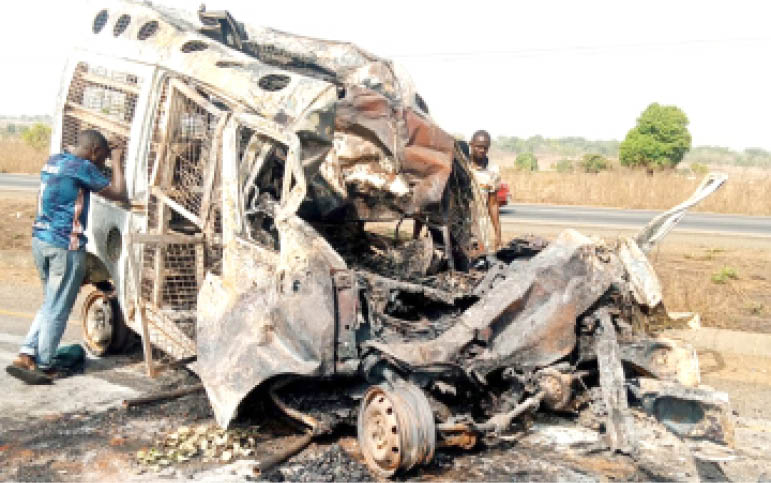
20, 238, 86, 369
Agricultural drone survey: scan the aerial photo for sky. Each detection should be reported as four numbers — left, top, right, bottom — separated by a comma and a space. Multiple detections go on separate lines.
1, 0, 770, 150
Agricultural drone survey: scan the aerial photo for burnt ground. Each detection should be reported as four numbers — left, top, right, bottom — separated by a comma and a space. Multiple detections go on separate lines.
2, 192, 771, 480
0, 377, 748, 482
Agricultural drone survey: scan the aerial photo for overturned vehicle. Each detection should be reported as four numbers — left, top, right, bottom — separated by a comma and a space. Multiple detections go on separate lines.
67, 1, 732, 477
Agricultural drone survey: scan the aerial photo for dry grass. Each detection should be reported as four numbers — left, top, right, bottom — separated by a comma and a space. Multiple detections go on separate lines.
649, 242, 771, 334
501, 167, 771, 216
0, 139, 47, 174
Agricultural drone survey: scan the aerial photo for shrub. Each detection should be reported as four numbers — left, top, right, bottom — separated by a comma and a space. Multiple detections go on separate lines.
515, 152, 538, 171
690, 162, 709, 175
20, 123, 52, 151
579, 154, 610, 173
711, 266, 738, 284
555, 159, 574, 173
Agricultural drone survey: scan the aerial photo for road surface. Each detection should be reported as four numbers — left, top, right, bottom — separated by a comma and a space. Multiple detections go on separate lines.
0, 173, 38, 191
502, 204, 771, 237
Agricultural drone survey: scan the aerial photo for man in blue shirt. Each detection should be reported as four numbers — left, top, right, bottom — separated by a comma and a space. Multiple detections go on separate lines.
6, 129, 127, 384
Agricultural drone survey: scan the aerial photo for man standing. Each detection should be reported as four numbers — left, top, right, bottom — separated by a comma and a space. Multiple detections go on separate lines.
468, 130, 502, 250
6, 129, 127, 384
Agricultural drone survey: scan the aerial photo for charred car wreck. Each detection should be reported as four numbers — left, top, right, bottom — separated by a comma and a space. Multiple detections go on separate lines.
66, 2, 732, 477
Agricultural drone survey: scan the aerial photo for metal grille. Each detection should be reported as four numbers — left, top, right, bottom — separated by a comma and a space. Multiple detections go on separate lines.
163, 91, 218, 218
139, 79, 225, 313
61, 62, 141, 172
139, 243, 202, 311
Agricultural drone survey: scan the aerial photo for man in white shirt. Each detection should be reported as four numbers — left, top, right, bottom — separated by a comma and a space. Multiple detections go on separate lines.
468, 130, 502, 249
412, 130, 503, 251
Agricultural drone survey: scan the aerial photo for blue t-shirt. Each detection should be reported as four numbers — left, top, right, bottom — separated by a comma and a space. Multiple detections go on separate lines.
32, 153, 110, 250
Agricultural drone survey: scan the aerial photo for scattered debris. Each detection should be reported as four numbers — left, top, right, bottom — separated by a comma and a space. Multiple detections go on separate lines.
123, 383, 204, 409
136, 423, 261, 468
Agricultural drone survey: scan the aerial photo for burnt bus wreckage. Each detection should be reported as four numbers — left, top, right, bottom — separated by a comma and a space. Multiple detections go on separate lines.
67, 1, 731, 477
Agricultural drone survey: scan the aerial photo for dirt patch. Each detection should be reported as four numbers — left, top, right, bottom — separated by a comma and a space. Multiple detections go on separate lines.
649, 241, 771, 334
0, 192, 36, 251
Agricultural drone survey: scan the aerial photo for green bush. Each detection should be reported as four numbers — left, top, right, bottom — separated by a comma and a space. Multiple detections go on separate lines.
579, 154, 610, 173
619, 103, 692, 169
555, 159, 574, 173
690, 162, 709, 175
515, 152, 539, 171
20, 123, 52, 150
711, 266, 738, 284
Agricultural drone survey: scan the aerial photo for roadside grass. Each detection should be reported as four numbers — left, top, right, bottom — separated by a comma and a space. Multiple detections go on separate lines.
0, 139, 46, 174
651, 246, 771, 333
711, 266, 739, 284
500, 168, 771, 216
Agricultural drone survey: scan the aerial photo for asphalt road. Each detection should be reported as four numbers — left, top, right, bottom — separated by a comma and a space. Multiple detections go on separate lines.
502, 204, 771, 237
2, 174, 769, 236
0, 173, 38, 191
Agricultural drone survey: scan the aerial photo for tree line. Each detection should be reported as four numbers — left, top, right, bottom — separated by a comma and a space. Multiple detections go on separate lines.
494, 103, 771, 170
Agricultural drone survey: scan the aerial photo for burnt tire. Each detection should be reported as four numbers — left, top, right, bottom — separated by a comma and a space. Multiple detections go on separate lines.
357, 382, 436, 477
81, 290, 132, 356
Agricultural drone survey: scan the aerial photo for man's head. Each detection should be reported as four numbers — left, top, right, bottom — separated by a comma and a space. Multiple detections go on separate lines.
469, 130, 491, 164
73, 130, 110, 165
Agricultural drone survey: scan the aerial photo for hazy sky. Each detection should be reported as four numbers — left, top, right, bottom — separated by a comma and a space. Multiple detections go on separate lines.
2, 0, 770, 150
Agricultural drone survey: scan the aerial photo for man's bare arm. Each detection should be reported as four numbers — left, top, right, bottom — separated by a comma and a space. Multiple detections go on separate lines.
488, 192, 501, 250
98, 146, 128, 203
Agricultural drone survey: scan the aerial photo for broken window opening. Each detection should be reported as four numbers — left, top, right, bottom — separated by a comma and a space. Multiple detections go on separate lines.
237, 127, 284, 250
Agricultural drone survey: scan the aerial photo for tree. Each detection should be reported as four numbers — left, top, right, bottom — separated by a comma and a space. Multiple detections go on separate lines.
515, 152, 538, 171
619, 103, 692, 169
555, 159, 574, 173
579, 154, 610, 173
20, 123, 52, 150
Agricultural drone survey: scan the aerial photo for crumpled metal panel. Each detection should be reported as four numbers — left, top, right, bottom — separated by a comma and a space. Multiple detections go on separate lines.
635, 173, 727, 252
365, 229, 618, 372
197, 214, 347, 428
619, 338, 701, 387
237, 24, 419, 110
333, 86, 454, 213
81, 3, 339, 134
630, 377, 735, 447
618, 237, 662, 308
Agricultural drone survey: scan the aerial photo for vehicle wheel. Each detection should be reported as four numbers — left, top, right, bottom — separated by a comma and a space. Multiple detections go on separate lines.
81, 290, 131, 356
357, 382, 436, 477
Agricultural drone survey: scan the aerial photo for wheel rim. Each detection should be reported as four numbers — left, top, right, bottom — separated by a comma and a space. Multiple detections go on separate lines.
82, 291, 114, 355
361, 389, 402, 475
358, 383, 435, 477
